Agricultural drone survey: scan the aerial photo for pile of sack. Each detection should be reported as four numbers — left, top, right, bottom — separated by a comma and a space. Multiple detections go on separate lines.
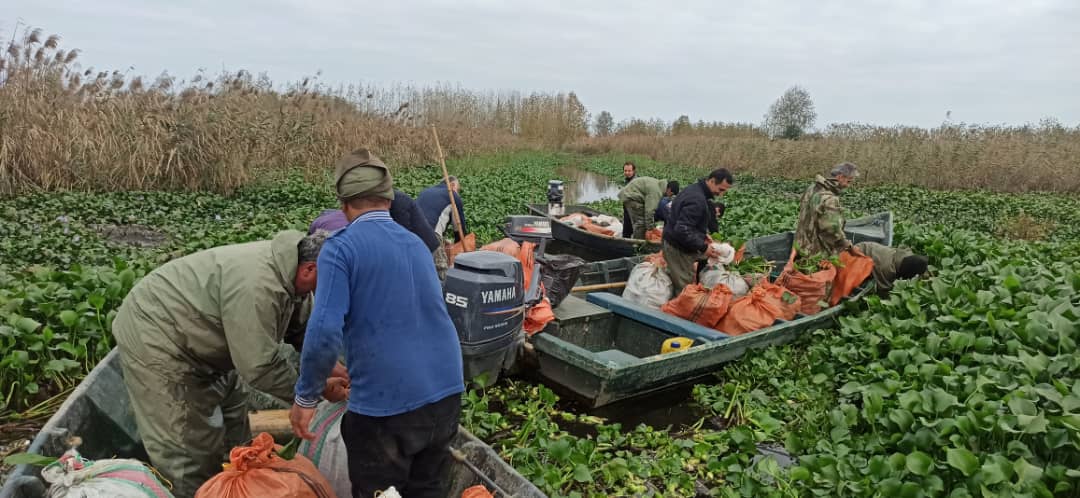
623, 242, 874, 336
558, 213, 623, 238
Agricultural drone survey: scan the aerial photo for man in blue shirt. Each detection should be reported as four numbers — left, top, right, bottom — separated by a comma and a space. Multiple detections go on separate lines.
417, 177, 468, 280
654, 180, 680, 224
291, 149, 464, 498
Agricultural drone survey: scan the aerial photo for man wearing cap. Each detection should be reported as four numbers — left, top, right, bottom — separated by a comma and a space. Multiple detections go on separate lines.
291, 149, 464, 498
795, 162, 862, 256
111, 229, 348, 497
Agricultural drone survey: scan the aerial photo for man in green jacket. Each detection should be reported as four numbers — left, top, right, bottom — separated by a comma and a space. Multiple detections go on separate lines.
112, 230, 348, 498
619, 176, 667, 239
795, 162, 863, 257
855, 241, 929, 297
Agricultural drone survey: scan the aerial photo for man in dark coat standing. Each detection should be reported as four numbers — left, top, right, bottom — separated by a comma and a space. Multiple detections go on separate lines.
661, 168, 734, 295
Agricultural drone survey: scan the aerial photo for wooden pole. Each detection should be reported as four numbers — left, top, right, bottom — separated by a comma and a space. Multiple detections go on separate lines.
570, 281, 627, 293
432, 126, 466, 247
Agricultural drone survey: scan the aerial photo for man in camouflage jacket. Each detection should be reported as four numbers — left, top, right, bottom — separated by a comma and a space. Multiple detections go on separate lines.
795, 162, 861, 256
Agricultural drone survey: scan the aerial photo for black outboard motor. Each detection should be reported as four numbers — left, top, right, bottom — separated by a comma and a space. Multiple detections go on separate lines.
443, 251, 526, 384
547, 180, 565, 216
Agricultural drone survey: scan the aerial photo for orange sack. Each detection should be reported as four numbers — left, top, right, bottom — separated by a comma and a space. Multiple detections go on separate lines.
195, 432, 335, 498
462, 485, 495, 498
446, 232, 478, 266
481, 237, 521, 258
760, 282, 802, 321
645, 228, 663, 243
829, 250, 875, 306
582, 223, 615, 237
777, 249, 837, 315
715, 283, 801, 335
661, 284, 733, 328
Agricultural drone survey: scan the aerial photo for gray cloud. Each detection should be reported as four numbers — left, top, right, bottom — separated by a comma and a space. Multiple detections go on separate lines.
6, 0, 1078, 127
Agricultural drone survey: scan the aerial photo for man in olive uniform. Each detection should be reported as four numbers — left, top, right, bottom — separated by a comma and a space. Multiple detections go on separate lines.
618, 176, 668, 239
795, 162, 862, 256
855, 241, 929, 297
112, 230, 348, 497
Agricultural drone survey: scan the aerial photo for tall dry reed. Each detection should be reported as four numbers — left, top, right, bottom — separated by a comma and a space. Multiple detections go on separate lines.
572, 121, 1080, 193
0, 28, 587, 195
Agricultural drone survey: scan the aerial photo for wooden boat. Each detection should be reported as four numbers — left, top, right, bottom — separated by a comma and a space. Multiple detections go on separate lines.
526, 203, 660, 261
0, 349, 547, 498
528, 212, 893, 408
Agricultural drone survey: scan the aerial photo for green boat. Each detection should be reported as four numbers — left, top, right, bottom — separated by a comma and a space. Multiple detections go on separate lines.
0, 349, 547, 498
528, 212, 893, 408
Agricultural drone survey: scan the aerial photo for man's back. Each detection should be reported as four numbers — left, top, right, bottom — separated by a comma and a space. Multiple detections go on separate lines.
417, 183, 467, 237
301, 212, 464, 416
795, 176, 846, 256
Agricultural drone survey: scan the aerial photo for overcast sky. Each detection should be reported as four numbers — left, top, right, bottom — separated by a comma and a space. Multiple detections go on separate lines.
6, 0, 1079, 128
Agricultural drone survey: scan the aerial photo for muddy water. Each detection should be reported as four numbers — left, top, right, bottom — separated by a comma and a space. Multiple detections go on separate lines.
556, 167, 623, 204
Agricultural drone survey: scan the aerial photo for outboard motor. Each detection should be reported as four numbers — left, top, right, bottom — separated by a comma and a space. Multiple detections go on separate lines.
443, 251, 525, 384
547, 180, 565, 217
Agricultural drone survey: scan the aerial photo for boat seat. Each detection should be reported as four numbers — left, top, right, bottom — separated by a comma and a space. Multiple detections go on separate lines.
585, 292, 730, 343
594, 349, 644, 367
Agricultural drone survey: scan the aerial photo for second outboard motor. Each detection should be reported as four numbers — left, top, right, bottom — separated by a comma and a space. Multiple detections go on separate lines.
547, 180, 565, 217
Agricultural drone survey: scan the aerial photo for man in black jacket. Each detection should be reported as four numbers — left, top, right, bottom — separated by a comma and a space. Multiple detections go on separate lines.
309, 188, 440, 254
621, 161, 637, 238
662, 169, 734, 294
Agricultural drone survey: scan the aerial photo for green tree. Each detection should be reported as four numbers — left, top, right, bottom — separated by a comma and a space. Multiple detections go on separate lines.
672, 115, 692, 136
594, 110, 614, 137
763, 85, 816, 139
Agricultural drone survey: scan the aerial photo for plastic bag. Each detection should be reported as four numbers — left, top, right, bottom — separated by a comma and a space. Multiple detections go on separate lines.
539, 254, 586, 308
707, 242, 736, 266
661, 283, 733, 328
195, 432, 335, 498
829, 250, 875, 305
590, 214, 621, 226
700, 265, 749, 297
480, 238, 521, 258
605, 221, 624, 238
623, 261, 673, 309
41, 449, 173, 498
777, 249, 837, 315
297, 401, 351, 498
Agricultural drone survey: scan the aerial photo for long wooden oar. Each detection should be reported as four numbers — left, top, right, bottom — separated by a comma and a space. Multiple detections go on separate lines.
570, 281, 627, 293
431, 126, 467, 253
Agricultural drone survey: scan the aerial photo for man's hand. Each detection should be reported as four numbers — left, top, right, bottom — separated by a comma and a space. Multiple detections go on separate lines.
848, 245, 865, 257
290, 403, 317, 441
323, 377, 349, 403
705, 244, 723, 259
330, 362, 349, 385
